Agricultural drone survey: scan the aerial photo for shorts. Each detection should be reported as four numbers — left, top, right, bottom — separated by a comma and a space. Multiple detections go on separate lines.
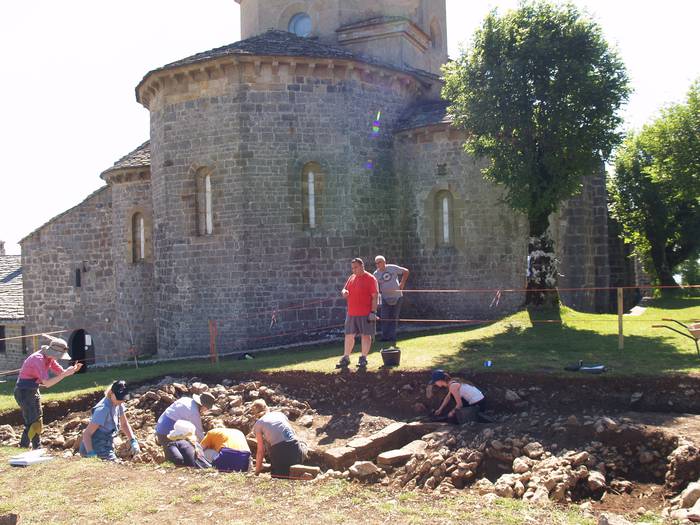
345, 315, 376, 336
269, 439, 308, 477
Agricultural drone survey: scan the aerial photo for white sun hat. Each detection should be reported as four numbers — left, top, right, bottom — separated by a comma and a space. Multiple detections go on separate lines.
167, 420, 196, 441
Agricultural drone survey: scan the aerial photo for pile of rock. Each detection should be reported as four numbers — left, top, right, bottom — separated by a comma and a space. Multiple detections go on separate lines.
663, 479, 700, 521
0, 424, 16, 445
3, 377, 315, 465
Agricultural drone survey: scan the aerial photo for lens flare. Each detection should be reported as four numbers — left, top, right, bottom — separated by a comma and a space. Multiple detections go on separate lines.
371, 110, 382, 137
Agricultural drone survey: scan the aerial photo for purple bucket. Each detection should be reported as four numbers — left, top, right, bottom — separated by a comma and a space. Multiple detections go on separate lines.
213, 447, 251, 472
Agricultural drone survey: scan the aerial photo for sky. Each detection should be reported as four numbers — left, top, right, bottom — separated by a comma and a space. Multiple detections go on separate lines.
1, 0, 698, 255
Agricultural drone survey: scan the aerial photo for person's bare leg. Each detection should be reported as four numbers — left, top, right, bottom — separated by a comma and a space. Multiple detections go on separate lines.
360, 335, 372, 356
344, 334, 355, 357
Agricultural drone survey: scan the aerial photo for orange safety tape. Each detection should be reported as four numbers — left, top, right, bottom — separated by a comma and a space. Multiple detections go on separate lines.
0, 329, 68, 343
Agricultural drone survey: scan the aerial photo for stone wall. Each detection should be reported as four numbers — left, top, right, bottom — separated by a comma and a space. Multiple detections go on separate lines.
394, 126, 528, 321
551, 168, 611, 312
235, 0, 448, 74
148, 60, 419, 356
0, 322, 28, 371
111, 178, 157, 358
20, 187, 119, 363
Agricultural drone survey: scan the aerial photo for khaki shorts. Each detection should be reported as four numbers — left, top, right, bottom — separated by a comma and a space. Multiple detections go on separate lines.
345, 315, 376, 336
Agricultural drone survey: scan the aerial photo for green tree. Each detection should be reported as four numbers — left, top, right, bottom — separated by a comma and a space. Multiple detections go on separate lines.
443, 2, 629, 307
678, 258, 700, 291
608, 81, 700, 288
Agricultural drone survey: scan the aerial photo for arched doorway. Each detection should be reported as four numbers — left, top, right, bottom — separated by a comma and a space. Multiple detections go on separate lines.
68, 329, 95, 373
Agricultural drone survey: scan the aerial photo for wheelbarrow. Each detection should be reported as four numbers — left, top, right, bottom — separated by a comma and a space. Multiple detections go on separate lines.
652, 318, 700, 356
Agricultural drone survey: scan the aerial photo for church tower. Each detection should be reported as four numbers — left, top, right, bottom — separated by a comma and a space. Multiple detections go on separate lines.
234, 0, 447, 74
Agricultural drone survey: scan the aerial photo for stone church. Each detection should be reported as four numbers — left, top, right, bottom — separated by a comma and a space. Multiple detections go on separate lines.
19, 0, 617, 366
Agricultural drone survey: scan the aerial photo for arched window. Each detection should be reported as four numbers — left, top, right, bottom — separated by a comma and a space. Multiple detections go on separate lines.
435, 190, 454, 246
196, 169, 214, 236
132, 212, 145, 261
301, 162, 323, 229
289, 13, 312, 37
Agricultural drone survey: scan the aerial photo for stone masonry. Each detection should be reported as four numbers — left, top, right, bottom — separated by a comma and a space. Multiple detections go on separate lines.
19, 1, 627, 363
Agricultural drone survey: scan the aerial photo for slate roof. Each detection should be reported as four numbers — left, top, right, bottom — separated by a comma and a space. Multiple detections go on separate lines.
0, 256, 23, 321
101, 141, 150, 176
137, 30, 437, 95
397, 100, 453, 131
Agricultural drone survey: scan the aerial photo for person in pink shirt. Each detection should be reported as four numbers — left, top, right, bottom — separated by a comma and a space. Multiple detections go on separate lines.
14, 334, 82, 448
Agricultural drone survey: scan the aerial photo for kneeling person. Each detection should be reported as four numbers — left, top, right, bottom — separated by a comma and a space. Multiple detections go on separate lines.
202, 427, 251, 472
253, 410, 307, 477
165, 420, 211, 469
429, 370, 486, 424
80, 380, 139, 460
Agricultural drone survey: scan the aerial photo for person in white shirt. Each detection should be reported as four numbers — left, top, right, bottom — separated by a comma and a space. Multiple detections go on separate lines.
429, 369, 485, 423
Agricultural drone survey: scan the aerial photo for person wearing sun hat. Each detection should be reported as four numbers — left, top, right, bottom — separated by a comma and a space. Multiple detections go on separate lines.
13, 333, 82, 449
80, 380, 139, 461
163, 419, 211, 468
155, 391, 217, 463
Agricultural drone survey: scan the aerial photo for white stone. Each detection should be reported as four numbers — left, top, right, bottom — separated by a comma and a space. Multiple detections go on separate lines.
597, 513, 634, 525
587, 471, 606, 491
349, 461, 381, 481
513, 457, 531, 474
523, 442, 545, 459
505, 389, 521, 402
680, 481, 700, 509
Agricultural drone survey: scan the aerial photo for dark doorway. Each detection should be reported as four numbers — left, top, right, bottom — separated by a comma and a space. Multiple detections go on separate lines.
68, 329, 95, 372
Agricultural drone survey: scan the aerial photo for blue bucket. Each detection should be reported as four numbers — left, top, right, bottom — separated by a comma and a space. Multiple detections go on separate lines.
213, 447, 251, 472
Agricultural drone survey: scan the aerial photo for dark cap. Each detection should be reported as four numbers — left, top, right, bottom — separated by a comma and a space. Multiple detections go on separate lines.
428, 369, 448, 385
193, 392, 216, 409
111, 380, 130, 401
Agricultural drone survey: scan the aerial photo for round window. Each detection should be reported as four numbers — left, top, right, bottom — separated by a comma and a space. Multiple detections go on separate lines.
288, 12, 312, 37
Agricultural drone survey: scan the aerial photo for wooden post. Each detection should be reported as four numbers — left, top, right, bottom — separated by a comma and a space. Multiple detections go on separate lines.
33, 335, 38, 353
617, 287, 624, 350
209, 320, 219, 365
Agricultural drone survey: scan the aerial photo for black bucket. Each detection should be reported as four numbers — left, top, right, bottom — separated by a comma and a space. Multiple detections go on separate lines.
380, 348, 401, 367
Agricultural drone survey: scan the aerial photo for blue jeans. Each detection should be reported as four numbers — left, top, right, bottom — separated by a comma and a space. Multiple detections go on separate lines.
14, 386, 42, 449
379, 298, 402, 344
80, 428, 117, 461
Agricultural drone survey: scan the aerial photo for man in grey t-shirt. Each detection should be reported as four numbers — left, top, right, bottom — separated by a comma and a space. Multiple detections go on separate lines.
373, 255, 410, 345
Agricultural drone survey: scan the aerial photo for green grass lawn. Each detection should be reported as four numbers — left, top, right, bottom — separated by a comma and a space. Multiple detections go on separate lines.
0, 447, 605, 525
1, 297, 698, 415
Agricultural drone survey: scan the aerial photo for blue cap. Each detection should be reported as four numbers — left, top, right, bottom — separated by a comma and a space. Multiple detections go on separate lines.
429, 369, 448, 384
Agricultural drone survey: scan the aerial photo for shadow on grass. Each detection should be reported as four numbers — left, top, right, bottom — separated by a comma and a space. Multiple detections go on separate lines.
433, 322, 699, 376
648, 296, 700, 312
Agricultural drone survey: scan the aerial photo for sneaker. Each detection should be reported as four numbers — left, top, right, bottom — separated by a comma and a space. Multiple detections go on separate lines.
335, 355, 350, 369
357, 356, 368, 368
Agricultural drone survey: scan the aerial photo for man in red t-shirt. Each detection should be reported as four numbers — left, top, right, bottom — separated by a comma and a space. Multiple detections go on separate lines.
337, 258, 379, 368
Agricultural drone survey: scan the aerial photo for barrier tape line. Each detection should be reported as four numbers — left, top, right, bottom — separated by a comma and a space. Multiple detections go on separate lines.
0, 329, 67, 343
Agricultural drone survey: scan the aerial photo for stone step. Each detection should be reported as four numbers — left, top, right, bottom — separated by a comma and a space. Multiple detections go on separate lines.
321, 420, 444, 470
377, 439, 428, 467
289, 464, 321, 479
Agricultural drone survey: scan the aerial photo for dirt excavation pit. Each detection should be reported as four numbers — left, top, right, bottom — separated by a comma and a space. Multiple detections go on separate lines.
3, 371, 700, 518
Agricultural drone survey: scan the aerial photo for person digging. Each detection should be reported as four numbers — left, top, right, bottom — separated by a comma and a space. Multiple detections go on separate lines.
80, 380, 140, 461
13, 334, 82, 449
155, 391, 217, 465
428, 369, 489, 424
252, 400, 308, 478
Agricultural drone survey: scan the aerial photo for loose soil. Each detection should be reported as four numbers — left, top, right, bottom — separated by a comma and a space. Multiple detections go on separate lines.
4, 369, 700, 522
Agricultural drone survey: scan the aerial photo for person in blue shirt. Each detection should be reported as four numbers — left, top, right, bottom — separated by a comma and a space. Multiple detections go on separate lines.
80, 380, 140, 461
154, 392, 217, 465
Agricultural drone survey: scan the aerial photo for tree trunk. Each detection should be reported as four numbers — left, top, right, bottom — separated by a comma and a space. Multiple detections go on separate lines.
649, 244, 678, 291
526, 217, 560, 309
